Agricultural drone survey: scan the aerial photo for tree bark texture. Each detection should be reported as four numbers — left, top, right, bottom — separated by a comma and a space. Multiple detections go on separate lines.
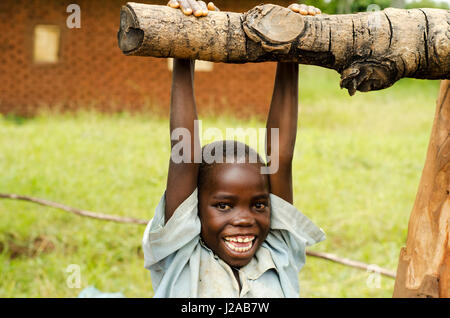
393, 80, 450, 298
118, 3, 450, 95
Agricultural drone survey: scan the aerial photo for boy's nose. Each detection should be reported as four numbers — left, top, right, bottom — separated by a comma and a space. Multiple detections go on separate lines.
231, 209, 255, 227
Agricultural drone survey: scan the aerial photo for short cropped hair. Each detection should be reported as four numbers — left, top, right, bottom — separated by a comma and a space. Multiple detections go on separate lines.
198, 140, 266, 191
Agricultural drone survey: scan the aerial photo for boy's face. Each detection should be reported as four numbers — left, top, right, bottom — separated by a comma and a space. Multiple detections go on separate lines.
198, 163, 271, 268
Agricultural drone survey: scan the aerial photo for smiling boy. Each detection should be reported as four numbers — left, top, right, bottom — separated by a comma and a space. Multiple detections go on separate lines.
142, 1, 325, 298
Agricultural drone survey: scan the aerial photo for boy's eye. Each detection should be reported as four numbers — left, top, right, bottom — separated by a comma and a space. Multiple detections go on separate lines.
254, 202, 267, 211
215, 203, 232, 211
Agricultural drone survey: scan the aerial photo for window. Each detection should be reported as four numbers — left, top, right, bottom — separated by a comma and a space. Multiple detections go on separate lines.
33, 25, 61, 64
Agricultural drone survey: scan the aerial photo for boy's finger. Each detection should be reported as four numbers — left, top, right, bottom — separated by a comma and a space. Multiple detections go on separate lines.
167, 0, 180, 8
178, 0, 193, 15
288, 3, 300, 13
307, 5, 317, 16
198, 1, 208, 16
207, 2, 220, 11
187, 0, 202, 17
315, 8, 322, 15
298, 4, 308, 15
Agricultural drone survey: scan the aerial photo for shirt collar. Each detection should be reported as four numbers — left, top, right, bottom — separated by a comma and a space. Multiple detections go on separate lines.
241, 246, 277, 280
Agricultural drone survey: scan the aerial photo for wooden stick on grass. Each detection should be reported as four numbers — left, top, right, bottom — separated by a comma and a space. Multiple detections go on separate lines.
0, 193, 148, 225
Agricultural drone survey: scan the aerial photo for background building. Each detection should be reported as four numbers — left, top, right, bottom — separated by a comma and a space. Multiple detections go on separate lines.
0, 0, 295, 117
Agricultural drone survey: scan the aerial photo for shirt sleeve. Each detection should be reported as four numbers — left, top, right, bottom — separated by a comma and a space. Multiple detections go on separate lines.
270, 193, 326, 246
265, 193, 326, 274
142, 188, 201, 271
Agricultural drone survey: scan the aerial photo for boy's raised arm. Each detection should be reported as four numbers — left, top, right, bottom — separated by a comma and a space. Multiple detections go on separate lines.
165, 58, 200, 222
164, 1, 220, 222
266, 4, 320, 204
164, 0, 220, 222
266, 62, 299, 204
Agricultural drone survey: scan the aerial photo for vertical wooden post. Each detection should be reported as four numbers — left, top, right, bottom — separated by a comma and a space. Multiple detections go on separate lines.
393, 80, 450, 298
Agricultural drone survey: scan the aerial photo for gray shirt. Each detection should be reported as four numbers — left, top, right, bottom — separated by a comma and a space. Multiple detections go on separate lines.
143, 188, 325, 298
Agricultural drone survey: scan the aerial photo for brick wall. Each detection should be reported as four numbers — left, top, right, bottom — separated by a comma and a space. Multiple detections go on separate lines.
0, 0, 294, 117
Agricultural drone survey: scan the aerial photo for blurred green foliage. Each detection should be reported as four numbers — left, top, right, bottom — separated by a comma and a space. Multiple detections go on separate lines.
405, 0, 449, 8
299, 0, 449, 13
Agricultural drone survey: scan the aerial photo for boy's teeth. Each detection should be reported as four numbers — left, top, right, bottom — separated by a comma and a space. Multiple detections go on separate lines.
224, 236, 255, 243
223, 236, 255, 252
225, 241, 252, 252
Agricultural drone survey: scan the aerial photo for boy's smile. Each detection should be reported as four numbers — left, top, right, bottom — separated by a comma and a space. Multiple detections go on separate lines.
223, 235, 255, 253
198, 163, 271, 268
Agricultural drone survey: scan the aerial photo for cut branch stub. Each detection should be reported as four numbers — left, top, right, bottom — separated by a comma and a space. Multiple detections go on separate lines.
118, 3, 450, 95
242, 4, 304, 55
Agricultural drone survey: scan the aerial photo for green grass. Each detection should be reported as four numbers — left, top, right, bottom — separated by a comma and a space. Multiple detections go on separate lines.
0, 65, 441, 297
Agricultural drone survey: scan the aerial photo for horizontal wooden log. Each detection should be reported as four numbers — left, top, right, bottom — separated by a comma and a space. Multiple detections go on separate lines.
118, 2, 450, 95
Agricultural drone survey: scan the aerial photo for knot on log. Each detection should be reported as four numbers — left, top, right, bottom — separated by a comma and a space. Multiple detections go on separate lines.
340, 60, 397, 96
243, 4, 305, 55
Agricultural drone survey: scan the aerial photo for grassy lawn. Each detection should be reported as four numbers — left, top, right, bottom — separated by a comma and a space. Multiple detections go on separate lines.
0, 65, 440, 297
